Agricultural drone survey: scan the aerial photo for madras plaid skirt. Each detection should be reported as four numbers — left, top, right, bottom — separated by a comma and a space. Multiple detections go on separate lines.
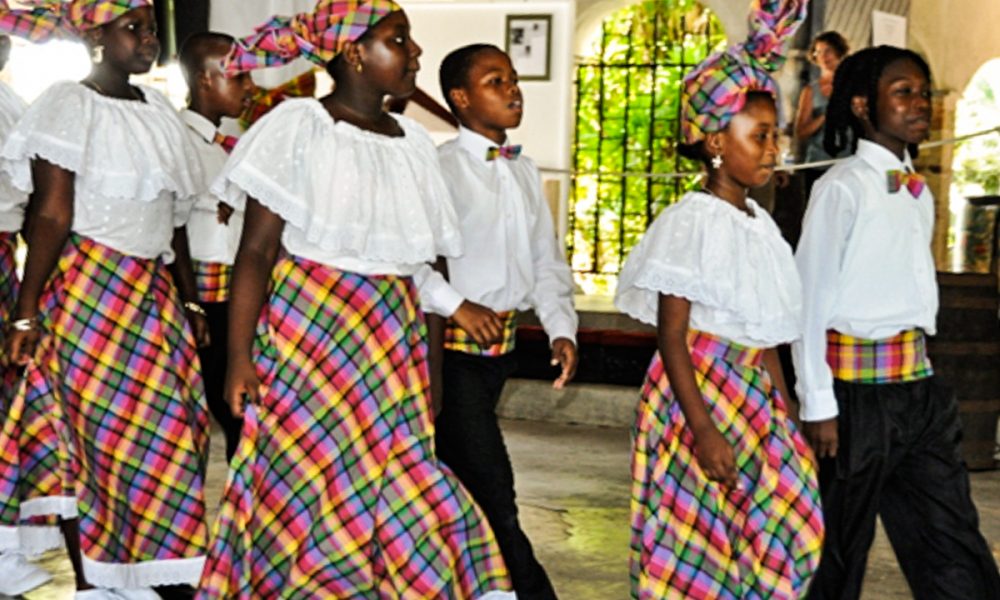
0, 231, 17, 329
197, 256, 514, 599
0, 235, 209, 586
631, 331, 824, 599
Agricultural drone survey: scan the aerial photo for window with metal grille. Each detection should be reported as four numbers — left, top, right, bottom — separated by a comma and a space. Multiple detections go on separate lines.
569, 0, 726, 294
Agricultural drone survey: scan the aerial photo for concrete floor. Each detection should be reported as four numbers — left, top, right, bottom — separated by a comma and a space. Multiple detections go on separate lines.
16, 420, 1000, 599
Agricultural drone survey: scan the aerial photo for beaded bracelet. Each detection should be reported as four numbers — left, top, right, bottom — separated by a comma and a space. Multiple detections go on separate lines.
183, 302, 208, 317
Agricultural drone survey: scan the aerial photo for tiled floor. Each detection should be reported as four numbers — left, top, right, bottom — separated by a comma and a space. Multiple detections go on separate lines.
17, 420, 1000, 599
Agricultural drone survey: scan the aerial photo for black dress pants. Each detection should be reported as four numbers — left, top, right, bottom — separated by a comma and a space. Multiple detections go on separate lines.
808, 376, 1000, 600
196, 301, 242, 462
434, 350, 558, 600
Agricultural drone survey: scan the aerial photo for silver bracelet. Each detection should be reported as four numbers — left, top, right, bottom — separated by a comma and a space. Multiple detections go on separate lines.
183, 301, 207, 317
10, 318, 37, 332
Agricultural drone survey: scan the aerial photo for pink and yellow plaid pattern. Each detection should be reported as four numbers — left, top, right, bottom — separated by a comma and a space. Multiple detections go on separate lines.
192, 260, 232, 304
223, 0, 400, 75
887, 169, 927, 198
198, 256, 512, 597
680, 0, 807, 144
826, 329, 933, 384
1, 235, 209, 584
631, 330, 823, 598
444, 310, 517, 357
0, 0, 151, 42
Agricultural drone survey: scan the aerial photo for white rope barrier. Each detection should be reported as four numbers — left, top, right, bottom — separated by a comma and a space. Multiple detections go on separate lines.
539, 124, 1000, 179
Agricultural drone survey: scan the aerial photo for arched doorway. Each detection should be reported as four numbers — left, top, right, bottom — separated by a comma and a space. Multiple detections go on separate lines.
568, 0, 725, 294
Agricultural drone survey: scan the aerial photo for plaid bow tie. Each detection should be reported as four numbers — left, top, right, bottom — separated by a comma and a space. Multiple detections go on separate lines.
486, 144, 522, 161
214, 132, 239, 154
887, 169, 926, 198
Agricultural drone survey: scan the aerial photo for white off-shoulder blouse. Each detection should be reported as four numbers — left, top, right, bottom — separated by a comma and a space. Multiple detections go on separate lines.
615, 191, 802, 348
0, 82, 27, 233
212, 98, 461, 276
0, 81, 202, 261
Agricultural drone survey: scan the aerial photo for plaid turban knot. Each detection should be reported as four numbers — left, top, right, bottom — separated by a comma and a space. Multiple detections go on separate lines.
680, 0, 808, 145
223, 0, 400, 76
0, 0, 151, 42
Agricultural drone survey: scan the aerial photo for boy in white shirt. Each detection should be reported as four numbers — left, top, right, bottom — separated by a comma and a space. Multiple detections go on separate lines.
422, 44, 578, 600
794, 45, 1000, 599
178, 32, 255, 460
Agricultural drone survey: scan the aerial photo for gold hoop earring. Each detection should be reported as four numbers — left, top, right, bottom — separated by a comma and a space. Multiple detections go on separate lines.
92, 45, 104, 65
711, 154, 723, 169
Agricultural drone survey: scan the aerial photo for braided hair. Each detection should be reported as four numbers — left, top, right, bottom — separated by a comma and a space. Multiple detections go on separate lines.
824, 45, 931, 158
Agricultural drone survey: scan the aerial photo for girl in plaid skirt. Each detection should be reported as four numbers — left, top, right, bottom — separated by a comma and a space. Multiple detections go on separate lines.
196, 1, 514, 598
0, 1, 211, 597
615, 1, 823, 598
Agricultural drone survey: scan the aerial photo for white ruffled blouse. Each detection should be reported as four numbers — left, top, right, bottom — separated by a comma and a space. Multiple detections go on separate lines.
0, 82, 28, 232
0, 81, 202, 261
615, 191, 802, 347
212, 98, 461, 275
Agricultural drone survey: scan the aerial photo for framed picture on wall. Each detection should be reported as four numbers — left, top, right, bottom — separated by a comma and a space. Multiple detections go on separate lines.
506, 14, 552, 81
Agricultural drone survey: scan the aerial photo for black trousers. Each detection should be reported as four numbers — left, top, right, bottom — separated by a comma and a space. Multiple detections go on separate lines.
196, 301, 242, 462
434, 351, 558, 600
808, 376, 1000, 600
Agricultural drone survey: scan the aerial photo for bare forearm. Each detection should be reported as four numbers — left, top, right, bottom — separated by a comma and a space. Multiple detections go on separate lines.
762, 347, 791, 402
227, 246, 275, 365
659, 330, 714, 437
16, 213, 71, 319
169, 226, 200, 305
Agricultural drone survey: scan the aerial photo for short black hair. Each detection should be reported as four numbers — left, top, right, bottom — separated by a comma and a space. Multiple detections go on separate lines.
179, 31, 235, 87
439, 43, 503, 114
824, 45, 932, 157
810, 31, 850, 62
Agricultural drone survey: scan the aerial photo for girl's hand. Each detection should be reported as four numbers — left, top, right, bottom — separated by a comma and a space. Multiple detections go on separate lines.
451, 301, 504, 346
189, 313, 211, 348
225, 359, 260, 418
693, 426, 739, 489
4, 326, 40, 367
550, 337, 577, 390
217, 202, 235, 225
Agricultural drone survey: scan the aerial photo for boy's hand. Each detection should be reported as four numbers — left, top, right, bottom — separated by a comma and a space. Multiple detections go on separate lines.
550, 337, 577, 389
225, 358, 261, 418
217, 202, 235, 225
804, 418, 839, 458
451, 301, 504, 346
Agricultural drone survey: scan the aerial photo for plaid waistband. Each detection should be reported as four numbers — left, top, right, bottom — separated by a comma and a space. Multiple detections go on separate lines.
826, 329, 933, 384
444, 311, 517, 357
687, 330, 765, 367
193, 260, 232, 304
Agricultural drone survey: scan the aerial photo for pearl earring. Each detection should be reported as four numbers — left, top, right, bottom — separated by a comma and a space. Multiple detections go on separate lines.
711, 154, 723, 169
92, 45, 104, 64
356, 63, 363, 74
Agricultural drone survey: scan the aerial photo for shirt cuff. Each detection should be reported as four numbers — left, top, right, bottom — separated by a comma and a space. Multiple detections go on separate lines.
431, 286, 465, 317
799, 388, 840, 422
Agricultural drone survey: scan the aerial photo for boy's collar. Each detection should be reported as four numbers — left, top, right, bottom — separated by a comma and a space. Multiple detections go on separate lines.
181, 108, 218, 145
457, 125, 511, 162
856, 138, 914, 173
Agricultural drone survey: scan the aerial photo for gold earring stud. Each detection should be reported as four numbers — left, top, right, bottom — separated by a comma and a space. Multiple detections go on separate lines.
356, 63, 363, 74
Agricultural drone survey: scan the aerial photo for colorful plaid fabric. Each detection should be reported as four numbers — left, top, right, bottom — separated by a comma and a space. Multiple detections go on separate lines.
631, 330, 824, 599
223, 0, 400, 75
238, 70, 317, 129
826, 329, 933, 384
0, 235, 209, 586
192, 259, 232, 304
197, 255, 513, 598
444, 311, 517, 357
680, 0, 807, 144
0, 0, 151, 42
485, 145, 522, 161
887, 169, 927, 198
0, 231, 17, 329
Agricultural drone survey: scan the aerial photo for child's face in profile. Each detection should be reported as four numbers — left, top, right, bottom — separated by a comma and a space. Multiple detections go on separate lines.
717, 94, 779, 189
454, 48, 523, 139
205, 61, 254, 120
357, 10, 422, 100
96, 7, 160, 75
867, 57, 932, 148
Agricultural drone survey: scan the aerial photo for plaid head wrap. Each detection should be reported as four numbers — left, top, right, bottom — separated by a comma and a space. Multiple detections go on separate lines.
0, 0, 151, 42
680, 0, 808, 144
223, 0, 400, 76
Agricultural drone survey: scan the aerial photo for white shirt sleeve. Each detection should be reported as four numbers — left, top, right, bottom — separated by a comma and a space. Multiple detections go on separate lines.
792, 178, 859, 421
413, 263, 465, 317
526, 173, 577, 346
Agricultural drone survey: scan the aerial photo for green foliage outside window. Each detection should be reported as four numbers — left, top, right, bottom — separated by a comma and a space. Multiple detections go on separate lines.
570, 0, 726, 295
